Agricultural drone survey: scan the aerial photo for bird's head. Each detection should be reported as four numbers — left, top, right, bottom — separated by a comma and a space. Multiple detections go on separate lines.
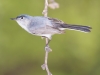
11, 14, 32, 28
11, 14, 33, 31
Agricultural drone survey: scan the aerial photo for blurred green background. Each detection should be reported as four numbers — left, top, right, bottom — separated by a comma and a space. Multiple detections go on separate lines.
0, 0, 99, 75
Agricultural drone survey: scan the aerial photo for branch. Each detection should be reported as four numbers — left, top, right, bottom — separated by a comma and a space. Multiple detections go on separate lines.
42, 0, 59, 17
42, 0, 48, 17
41, 0, 59, 75
41, 38, 52, 75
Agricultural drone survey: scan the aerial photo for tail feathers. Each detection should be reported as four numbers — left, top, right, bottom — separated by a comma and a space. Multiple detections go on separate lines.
60, 24, 92, 33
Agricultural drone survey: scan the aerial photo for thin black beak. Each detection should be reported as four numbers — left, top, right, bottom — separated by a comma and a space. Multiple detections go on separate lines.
10, 18, 16, 20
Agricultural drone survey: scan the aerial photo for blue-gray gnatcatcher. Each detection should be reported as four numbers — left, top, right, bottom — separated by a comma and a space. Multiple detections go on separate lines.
11, 14, 92, 51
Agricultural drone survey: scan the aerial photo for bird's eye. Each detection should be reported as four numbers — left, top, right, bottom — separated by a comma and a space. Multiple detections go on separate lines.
21, 16, 23, 19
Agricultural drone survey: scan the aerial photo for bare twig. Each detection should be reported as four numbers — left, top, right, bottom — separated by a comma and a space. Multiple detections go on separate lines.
42, 0, 48, 17
42, 0, 59, 75
41, 38, 52, 75
42, 0, 59, 17
42, 0, 52, 75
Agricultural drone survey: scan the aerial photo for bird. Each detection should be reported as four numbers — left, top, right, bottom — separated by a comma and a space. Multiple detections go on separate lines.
11, 14, 92, 51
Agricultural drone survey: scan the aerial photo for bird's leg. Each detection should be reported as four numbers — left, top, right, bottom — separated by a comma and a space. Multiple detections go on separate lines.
45, 38, 52, 52
41, 38, 52, 75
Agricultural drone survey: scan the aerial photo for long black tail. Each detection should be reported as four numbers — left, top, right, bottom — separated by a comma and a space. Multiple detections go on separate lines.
61, 24, 92, 32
